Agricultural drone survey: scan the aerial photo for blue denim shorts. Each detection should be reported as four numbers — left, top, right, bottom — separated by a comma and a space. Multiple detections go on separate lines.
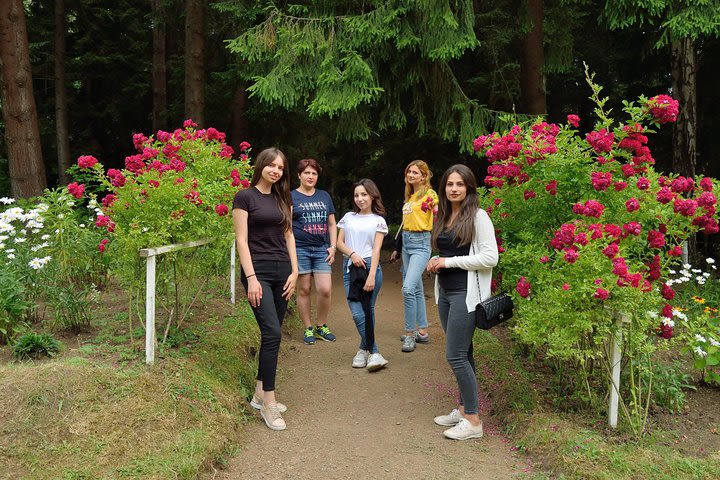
296, 244, 332, 274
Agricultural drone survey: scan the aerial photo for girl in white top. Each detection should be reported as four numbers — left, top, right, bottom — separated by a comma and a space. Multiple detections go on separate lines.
336, 179, 389, 371
426, 164, 498, 441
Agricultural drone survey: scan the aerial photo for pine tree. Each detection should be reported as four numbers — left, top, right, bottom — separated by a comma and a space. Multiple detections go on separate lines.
226, 0, 515, 151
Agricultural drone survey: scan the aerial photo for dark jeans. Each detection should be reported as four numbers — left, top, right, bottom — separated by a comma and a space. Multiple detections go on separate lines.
241, 260, 291, 392
438, 286, 478, 415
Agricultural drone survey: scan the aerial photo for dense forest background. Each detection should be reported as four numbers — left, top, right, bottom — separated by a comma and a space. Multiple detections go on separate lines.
1, 0, 719, 222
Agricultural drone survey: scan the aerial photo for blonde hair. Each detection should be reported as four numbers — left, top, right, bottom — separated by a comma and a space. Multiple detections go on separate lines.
403, 160, 433, 201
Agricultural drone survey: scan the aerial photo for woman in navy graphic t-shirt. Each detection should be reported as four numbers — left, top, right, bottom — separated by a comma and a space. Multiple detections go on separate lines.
291, 159, 338, 345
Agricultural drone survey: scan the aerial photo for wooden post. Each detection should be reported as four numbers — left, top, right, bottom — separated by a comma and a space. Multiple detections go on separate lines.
681, 240, 689, 265
230, 239, 236, 305
139, 237, 216, 365
145, 255, 156, 365
608, 312, 628, 428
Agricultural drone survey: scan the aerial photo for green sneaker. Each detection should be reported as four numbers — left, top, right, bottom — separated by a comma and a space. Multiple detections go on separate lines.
303, 327, 316, 345
314, 324, 336, 342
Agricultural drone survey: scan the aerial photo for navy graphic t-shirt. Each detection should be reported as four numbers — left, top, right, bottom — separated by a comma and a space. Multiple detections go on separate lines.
291, 189, 336, 248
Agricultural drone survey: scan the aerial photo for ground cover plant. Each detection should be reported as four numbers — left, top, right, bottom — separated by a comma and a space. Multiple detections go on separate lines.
0, 301, 262, 479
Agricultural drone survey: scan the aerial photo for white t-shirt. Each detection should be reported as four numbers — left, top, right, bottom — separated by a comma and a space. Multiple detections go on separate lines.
337, 212, 388, 259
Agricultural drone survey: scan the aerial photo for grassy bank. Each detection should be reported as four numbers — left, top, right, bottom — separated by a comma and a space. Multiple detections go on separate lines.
474, 328, 720, 480
0, 298, 262, 479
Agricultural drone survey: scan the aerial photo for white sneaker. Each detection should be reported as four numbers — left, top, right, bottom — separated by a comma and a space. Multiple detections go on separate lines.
366, 353, 388, 372
352, 350, 369, 368
443, 418, 483, 440
434, 408, 462, 426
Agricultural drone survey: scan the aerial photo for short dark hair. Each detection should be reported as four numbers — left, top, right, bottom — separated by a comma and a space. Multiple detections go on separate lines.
297, 158, 322, 175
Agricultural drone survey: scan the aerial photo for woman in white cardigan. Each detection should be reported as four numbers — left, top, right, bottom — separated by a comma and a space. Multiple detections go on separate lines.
426, 164, 498, 440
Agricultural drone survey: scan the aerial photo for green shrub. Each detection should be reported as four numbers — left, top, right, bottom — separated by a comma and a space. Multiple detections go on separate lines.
13, 332, 61, 360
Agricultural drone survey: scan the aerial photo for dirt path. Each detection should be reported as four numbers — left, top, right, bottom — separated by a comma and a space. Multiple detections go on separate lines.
215, 260, 532, 479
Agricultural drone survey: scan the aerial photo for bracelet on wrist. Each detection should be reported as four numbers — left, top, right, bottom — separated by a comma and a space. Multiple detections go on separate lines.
349, 251, 356, 258
246, 273, 256, 279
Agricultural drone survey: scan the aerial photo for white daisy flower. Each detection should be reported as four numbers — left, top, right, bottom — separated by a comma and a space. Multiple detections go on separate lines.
6, 253, 15, 259
710, 338, 720, 348
0, 197, 15, 205
706, 258, 715, 264
661, 317, 675, 327
683, 263, 692, 270
41, 234, 50, 240
691, 268, 701, 273
14, 237, 26, 243
695, 334, 707, 343
693, 346, 708, 358
648, 311, 658, 319
79, 224, 86, 228
673, 310, 687, 321
668, 269, 677, 275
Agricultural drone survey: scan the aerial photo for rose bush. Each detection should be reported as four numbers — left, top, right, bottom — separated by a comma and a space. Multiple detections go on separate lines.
76, 120, 253, 289
472, 70, 719, 434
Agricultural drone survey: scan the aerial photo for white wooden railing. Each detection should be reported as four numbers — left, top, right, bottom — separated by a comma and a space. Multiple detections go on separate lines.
139, 237, 238, 365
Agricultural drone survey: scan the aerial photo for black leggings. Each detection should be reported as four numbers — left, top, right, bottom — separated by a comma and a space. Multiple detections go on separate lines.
241, 260, 291, 392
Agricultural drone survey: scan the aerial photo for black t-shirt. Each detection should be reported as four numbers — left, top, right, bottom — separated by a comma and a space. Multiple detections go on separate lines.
437, 228, 470, 291
233, 187, 289, 262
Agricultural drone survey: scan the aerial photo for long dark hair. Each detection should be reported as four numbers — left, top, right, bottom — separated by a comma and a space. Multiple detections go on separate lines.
432, 164, 478, 249
352, 178, 386, 216
251, 147, 292, 231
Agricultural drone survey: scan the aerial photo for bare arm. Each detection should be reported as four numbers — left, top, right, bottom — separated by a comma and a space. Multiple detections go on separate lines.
325, 213, 337, 264
337, 227, 366, 268
282, 226, 299, 299
233, 208, 262, 307
364, 231, 385, 291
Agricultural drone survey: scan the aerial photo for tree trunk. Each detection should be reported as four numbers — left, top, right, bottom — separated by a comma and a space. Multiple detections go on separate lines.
55, 0, 71, 185
184, 0, 205, 126
519, 0, 546, 114
230, 85, 249, 149
671, 37, 697, 178
0, 0, 47, 198
151, 0, 167, 132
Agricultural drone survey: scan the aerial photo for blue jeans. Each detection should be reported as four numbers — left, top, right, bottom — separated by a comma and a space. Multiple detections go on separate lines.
401, 231, 431, 332
438, 286, 478, 415
343, 257, 383, 353
296, 244, 332, 274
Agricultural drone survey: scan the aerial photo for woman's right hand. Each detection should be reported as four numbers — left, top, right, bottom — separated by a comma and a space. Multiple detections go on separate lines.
350, 252, 367, 268
247, 276, 262, 307
389, 250, 399, 263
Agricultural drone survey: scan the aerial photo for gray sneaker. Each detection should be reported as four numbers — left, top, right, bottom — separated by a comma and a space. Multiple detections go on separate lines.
401, 335, 416, 352
400, 332, 430, 343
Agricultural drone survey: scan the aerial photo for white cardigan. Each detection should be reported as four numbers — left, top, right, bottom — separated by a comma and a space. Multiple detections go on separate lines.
434, 209, 499, 313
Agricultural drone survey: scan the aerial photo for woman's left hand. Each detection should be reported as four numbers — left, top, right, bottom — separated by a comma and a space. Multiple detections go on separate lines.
426, 257, 446, 273
363, 275, 375, 292
282, 271, 298, 299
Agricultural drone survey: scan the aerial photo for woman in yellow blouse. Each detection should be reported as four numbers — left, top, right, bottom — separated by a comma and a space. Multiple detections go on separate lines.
390, 160, 438, 352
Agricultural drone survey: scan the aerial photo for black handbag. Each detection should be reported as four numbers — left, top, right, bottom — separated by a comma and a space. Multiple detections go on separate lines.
475, 292, 514, 330
470, 239, 514, 329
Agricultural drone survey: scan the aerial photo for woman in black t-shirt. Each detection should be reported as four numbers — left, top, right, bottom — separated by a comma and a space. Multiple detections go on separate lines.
233, 147, 298, 431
